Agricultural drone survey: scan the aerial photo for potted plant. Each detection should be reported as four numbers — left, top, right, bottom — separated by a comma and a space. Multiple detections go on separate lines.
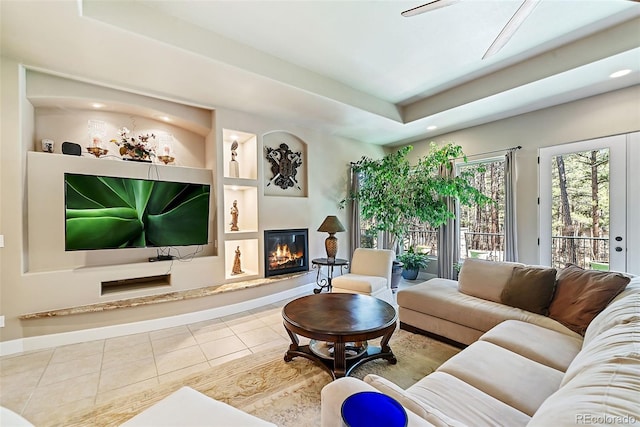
397, 247, 429, 280
342, 142, 491, 285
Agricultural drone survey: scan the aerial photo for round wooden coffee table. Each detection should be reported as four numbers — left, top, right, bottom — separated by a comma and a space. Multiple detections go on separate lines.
282, 293, 398, 379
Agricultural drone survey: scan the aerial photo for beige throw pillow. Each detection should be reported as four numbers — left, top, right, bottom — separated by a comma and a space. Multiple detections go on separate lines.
458, 258, 523, 303
500, 266, 557, 315
548, 264, 630, 335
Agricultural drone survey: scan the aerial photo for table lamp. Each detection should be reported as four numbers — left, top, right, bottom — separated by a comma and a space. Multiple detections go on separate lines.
317, 215, 346, 260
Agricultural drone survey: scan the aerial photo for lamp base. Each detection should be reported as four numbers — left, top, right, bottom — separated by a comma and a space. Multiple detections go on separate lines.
325, 234, 338, 260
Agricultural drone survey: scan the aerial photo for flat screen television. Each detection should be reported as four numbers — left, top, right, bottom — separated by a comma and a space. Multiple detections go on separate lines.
64, 173, 210, 251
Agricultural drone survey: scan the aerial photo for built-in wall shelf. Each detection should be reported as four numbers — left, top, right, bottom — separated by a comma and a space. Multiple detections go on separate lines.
19, 272, 311, 320
101, 274, 171, 295
222, 128, 257, 180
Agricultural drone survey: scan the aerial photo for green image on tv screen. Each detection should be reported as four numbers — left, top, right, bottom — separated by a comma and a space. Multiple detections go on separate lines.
65, 173, 210, 251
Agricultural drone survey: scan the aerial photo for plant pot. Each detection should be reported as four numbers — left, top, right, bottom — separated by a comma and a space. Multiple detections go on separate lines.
401, 268, 419, 280
391, 260, 403, 291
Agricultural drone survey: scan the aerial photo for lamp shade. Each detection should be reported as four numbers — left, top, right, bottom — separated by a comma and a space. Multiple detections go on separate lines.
317, 216, 346, 233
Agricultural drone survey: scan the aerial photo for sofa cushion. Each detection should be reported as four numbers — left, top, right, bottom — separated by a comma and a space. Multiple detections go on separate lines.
397, 279, 577, 337
528, 355, 640, 427
479, 320, 582, 372
320, 377, 436, 427
435, 341, 563, 416
562, 319, 640, 387
331, 274, 387, 294
405, 371, 530, 427
364, 375, 467, 427
120, 386, 276, 426
548, 264, 630, 335
583, 278, 640, 346
500, 266, 557, 315
458, 258, 523, 303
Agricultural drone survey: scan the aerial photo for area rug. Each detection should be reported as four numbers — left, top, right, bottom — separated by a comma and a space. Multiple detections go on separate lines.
61, 329, 459, 426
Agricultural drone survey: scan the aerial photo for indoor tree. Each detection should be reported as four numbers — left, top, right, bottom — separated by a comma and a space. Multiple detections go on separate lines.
343, 142, 492, 252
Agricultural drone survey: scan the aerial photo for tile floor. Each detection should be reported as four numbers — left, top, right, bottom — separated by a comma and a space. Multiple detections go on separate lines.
0, 297, 308, 425
0, 279, 421, 425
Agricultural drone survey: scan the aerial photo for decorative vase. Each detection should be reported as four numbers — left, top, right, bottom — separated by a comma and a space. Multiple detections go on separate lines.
401, 268, 419, 280
121, 148, 151, 163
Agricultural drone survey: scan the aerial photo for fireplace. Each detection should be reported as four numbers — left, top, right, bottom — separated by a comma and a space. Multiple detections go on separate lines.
264, 229, 309, 277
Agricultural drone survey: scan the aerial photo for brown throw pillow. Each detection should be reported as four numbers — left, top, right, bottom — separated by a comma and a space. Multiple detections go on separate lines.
500, 266, 557, 315
548, 264, 630, 335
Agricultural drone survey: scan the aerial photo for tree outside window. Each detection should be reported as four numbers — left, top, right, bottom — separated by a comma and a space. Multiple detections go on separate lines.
551, 149, 609, 269
457, 158, 505, 262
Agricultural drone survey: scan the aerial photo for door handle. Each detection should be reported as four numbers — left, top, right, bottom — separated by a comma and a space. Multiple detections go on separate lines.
615, 236, 623, 242
615, 247, 623, 252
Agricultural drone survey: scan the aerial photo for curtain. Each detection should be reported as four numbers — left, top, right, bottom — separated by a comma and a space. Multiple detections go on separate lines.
348, 167, 361, 258
504, 149, 519, 261
437, 161, 460, 279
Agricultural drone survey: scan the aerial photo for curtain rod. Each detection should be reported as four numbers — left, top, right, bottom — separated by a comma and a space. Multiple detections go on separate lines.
349, 145, 522, 166
453, 145, 522, 161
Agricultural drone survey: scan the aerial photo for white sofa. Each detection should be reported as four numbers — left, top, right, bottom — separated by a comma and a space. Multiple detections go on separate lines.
0, 406, 34, 427
121, 386, 276, 426
321, 261, 640, 427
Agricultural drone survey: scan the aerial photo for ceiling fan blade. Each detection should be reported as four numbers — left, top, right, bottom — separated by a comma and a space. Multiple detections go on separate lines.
483, 0, 540, 59
401, 0, 460, 17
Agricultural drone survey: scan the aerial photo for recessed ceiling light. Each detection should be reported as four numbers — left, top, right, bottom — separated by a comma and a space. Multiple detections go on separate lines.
427, 125, 438, 131
609, 69, 632, 78
230, 134, 239, 141
91, 103, 105, 109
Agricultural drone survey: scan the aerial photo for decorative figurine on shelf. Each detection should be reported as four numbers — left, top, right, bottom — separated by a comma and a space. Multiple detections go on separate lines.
232, 246, 244, 275
41, 139, 54, 153
230, 200, 239, 231
229, 139, 240, 178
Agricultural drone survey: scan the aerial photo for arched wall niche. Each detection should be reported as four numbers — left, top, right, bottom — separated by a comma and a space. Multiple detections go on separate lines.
263, 131, 308, 198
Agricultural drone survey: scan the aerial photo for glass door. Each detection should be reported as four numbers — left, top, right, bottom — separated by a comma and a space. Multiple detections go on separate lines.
539, 135, 626, 271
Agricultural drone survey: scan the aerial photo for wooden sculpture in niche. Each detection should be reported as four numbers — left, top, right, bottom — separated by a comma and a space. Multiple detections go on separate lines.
265, 143, 302, 190
230, 200, 239, 231
229, 139, 240, 178
232, 246, 244, 275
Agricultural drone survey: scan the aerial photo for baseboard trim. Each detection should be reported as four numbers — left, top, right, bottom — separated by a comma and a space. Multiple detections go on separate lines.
0, 283, 316, 357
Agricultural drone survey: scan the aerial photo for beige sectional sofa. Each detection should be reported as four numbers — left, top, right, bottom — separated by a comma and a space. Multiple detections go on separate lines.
320, 259, 640, 426
398, 259, 580, 345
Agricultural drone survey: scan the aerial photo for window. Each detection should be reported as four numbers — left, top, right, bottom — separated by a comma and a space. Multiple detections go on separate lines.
457, 157, 505, 262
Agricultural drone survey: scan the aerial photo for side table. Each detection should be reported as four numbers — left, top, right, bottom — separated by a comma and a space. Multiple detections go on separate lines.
311, 258, 349, 293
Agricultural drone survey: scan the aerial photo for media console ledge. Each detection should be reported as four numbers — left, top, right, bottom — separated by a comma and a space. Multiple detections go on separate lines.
19, 272, 310, 320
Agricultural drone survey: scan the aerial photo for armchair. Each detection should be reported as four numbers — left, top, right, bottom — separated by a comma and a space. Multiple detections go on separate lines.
331, 248, 395, 305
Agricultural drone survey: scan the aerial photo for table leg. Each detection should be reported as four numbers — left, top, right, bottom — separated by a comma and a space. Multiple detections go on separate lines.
379, 327, 397, 364
312, 263, 329, 294
284, 325, 300, 362
333, 341, 347, 378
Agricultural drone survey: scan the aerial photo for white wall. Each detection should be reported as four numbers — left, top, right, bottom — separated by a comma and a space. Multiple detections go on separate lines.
0, 60, 385, 345
405, 85, 640, 266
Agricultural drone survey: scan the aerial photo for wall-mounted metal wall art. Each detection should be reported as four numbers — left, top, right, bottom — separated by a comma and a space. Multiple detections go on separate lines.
265, 143, 303, 190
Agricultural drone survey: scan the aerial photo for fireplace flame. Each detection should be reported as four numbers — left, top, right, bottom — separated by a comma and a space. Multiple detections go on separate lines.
269, 243, 303, 269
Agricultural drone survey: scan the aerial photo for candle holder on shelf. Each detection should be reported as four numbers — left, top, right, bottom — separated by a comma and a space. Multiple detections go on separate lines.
87, 119, 108, 158
86, 146, 108, 158
158, 155, 175, 164
158, 133, 175, 165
